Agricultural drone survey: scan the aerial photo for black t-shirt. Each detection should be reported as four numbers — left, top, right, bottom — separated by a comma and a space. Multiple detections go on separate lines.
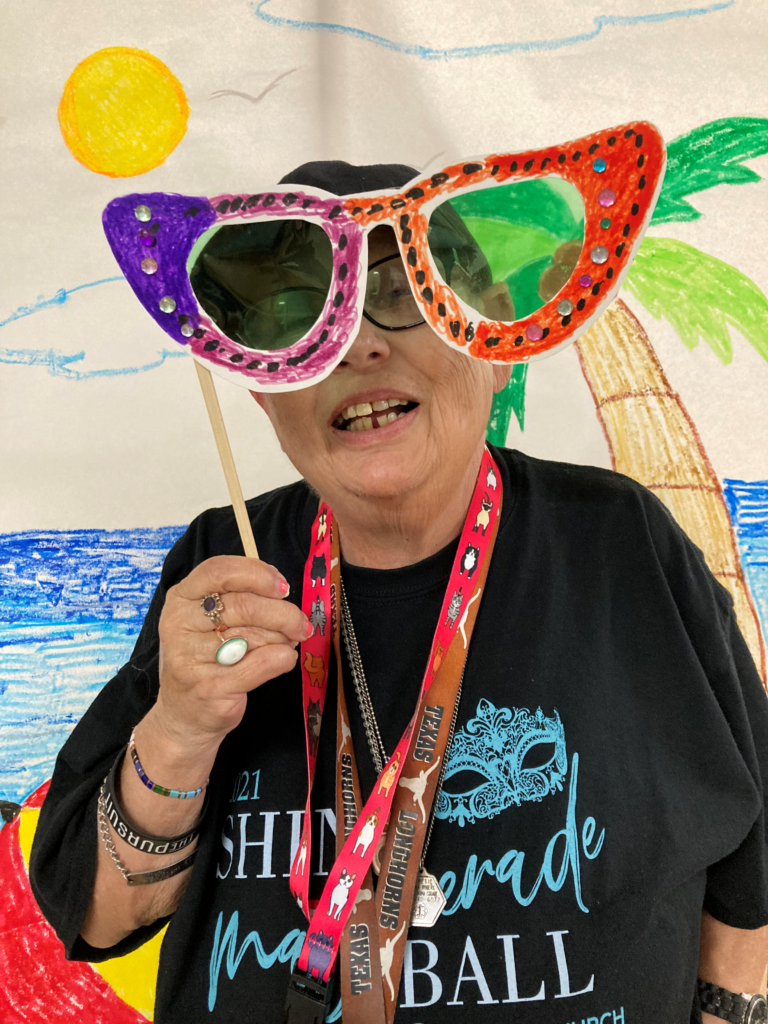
30, 447, 768, 1024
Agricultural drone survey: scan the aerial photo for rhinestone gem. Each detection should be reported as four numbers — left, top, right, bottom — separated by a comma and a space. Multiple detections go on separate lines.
598, 189, 616, 208
590, 246, 609, 265
525, 323, 543, 341
579, 273, 593, 288
141, 257, 158, 275
557, 299, 574, 316
600, 217, 611, 229
593, 158, 607, 173
180, 323, 195, 337
159, 296, 177, 313
134, 205, 152, 222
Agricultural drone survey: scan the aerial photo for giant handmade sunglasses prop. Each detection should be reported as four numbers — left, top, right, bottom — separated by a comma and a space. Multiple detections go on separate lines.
103, 121, 665, 551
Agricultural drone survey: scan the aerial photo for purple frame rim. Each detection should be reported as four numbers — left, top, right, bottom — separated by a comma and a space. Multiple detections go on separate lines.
102, 189, 365, 391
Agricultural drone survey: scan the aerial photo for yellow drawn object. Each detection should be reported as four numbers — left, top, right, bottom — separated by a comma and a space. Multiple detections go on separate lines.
575, 299, 767, 686
58, 47, 189, 178
18, 806, 164, 1020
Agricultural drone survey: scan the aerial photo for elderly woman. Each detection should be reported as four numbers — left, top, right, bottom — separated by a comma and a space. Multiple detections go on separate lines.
31, 160, 768, 1024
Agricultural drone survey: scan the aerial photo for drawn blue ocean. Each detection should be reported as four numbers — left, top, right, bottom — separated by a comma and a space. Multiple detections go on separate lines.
1, 478, 767, 821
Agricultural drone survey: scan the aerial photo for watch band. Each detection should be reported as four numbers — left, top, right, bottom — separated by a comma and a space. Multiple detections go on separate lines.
697, 980, 768, 1024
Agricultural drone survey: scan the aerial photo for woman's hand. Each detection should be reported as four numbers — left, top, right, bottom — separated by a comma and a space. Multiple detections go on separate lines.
152, 555, 309, 751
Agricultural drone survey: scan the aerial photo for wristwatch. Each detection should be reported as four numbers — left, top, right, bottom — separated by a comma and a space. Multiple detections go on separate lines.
697, 980, 768, 1024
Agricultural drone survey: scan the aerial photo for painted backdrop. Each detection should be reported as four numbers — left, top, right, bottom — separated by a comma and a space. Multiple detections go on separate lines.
1, 0, 768, 1020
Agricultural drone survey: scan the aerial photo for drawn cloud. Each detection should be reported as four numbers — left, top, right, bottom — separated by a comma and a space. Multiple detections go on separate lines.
0, 278, 185, 380
254, 0, 735, 58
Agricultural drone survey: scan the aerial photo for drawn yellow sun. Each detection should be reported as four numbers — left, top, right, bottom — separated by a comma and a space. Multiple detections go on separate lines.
58, 46, 189, 178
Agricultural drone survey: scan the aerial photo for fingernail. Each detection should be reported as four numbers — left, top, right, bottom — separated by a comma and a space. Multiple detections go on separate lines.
277, 579, 290, 596
304, 620, 313, 638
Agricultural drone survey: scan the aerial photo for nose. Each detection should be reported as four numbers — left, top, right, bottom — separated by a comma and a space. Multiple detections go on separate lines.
336, 315, 392, 373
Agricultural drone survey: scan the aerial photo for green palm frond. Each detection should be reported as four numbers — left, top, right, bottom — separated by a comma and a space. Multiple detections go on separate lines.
486, 364, 528, 444
625, 237, 768, 364
652, 117, 768, 225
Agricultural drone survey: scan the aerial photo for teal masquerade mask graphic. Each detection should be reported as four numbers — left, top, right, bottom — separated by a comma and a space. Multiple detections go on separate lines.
436, 700, 567, 826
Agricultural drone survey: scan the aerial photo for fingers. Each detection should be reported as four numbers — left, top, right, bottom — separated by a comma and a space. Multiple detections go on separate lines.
187, 625, 299, 666
216, 624, 299, 649
175, 555, 289, 604
167, 556, 309, 643
193, 638, 300, 695
222, 643, 300, 692
201, 591, 309, 641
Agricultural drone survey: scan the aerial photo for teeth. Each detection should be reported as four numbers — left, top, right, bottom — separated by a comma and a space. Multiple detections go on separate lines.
337, 397, 413, 430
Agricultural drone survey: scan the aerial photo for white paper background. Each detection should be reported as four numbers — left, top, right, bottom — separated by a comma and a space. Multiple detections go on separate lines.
1, 0, 767, 531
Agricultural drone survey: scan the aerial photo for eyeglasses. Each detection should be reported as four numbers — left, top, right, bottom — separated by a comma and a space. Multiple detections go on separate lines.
363, 253, 426, 331
103, 121, 665, 392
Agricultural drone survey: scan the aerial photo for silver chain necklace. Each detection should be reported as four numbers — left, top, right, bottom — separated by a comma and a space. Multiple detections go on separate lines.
338, 577, 463, 881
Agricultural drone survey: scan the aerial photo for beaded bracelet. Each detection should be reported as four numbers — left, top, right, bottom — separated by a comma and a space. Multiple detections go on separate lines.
129, 730, 208, 799
103, 746, 206, 855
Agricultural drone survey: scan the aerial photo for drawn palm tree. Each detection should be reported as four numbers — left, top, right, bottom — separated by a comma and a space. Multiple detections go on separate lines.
487, 118, 768, 682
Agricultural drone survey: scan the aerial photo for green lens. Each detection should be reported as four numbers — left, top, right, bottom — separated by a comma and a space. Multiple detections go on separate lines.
428, 178, 585, 322
188, 219, 334, 350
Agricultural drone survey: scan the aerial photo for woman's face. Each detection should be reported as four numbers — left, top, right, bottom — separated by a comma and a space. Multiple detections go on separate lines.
252, 226, 511, 507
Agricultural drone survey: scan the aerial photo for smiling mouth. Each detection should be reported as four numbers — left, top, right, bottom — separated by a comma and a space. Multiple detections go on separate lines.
332, 397, 419, 433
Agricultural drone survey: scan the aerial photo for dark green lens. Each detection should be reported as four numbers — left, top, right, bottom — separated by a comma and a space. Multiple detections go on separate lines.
188, 219, 333, 350
428, 178, 585, 322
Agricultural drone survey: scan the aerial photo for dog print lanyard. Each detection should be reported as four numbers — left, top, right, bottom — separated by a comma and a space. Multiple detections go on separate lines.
287, 448, 501, 1024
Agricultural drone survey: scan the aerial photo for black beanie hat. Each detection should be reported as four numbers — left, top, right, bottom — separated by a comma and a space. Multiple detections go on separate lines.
278, 159, 492, 294
278, 160, 419, 196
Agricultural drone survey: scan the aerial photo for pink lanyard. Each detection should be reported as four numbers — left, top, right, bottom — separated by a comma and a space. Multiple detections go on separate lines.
288, 449, 501, 1010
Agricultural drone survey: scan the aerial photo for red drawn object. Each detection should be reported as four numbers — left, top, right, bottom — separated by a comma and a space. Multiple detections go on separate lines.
348, 121, 665, 364
0, 782, 149, 1024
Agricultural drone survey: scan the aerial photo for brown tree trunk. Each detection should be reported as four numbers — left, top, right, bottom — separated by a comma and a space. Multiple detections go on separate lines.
574, 299, 766, 687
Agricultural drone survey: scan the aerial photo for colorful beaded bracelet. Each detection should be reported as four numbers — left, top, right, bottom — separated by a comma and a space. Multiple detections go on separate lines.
129, 730, 209, 799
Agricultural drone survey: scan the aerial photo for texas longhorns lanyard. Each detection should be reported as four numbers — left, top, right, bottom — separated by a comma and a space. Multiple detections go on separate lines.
286, 449, 501, 1024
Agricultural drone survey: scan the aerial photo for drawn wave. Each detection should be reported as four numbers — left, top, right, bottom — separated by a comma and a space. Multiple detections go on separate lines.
253, 0, 736, 60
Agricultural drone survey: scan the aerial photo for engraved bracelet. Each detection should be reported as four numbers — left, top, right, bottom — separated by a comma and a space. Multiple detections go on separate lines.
98, 784, 198, 886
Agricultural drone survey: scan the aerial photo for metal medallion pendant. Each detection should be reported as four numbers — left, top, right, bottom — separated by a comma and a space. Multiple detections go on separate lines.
410, 869, 446, 928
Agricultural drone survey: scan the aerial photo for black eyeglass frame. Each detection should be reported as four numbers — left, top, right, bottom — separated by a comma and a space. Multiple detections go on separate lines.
361, 253, 427, 332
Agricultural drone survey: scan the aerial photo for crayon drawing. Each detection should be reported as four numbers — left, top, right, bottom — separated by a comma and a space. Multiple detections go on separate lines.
253, 0, 737, 59
2, 0, 767, 1018
58, 48, 189, 178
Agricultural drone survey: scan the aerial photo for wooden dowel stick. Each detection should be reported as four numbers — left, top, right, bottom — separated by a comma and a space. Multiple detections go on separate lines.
194, 360, 259, 560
